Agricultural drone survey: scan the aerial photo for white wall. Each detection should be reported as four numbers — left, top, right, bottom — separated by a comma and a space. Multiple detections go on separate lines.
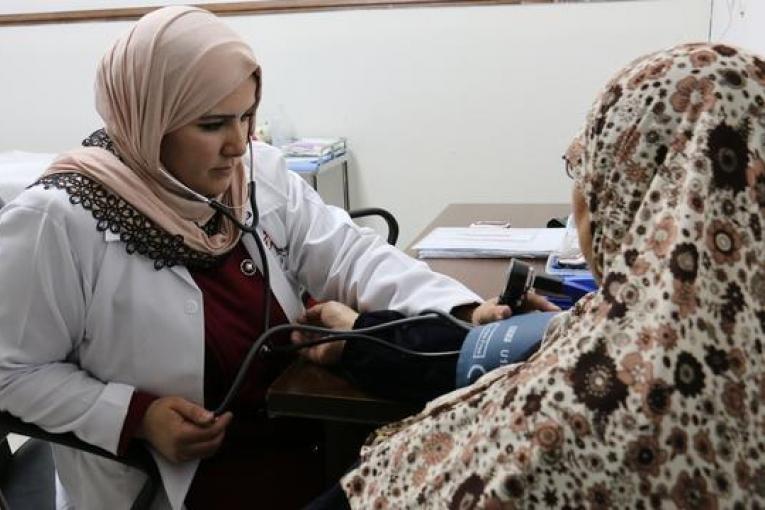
0, 0, 710, 245
711, 0, 765, 55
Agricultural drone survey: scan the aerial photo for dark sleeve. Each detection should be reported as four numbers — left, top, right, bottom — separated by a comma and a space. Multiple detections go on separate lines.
117, 390, 159, 456
339, 310, 466, 404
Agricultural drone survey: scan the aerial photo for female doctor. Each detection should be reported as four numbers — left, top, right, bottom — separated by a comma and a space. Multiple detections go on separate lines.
0, 6, 500, 509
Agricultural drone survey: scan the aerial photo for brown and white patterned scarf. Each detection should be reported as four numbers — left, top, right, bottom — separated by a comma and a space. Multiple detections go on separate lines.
342, 43, 765, 509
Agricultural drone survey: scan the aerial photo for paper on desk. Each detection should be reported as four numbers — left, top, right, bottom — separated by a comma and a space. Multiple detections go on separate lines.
413, 227, 566, 258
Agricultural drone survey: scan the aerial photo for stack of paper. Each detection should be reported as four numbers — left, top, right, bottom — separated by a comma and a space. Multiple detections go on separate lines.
282, 138, 347, 174
281, 138, 346, 158
412, 227, 566, 258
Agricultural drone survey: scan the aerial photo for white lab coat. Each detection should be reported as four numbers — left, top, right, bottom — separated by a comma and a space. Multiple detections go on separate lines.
0, 142, 480, 509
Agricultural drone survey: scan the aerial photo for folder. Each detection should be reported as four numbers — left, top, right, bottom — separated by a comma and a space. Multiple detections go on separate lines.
412, 227, 566, 258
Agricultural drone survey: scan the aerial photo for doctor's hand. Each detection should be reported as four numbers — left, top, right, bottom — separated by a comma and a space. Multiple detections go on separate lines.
463, 298, 512, 325
519, 290, 561, 314
453, 299, 514, 325
455, 294, 561, 325
138, 396, 232, 464
290, 301, 358, 366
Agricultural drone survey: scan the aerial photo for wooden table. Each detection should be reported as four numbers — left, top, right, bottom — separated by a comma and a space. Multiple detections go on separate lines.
406, 203, 571, 298
266, 360, 421, 425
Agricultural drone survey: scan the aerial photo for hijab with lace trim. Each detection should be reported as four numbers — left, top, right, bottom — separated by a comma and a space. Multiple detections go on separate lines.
41, 6, 260, 257
340, 42, 765, 508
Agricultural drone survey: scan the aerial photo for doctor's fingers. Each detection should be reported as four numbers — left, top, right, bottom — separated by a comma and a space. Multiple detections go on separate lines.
296, 302, 339, 325
290, 329, 320, 345
299, 339, 346, 366
159, 414, 231, 463
175, 424, 231, 462
292, 302, 350, 340
166, 396, 215, 427
525, 291, 561, 312
290, 308, 323, 341
177, 412, 233, 445
291, 302, 359, 345
304, 301, 359, 329
299, 304, 321, 323
471, 298, 512, 325
307, 301, 359, 330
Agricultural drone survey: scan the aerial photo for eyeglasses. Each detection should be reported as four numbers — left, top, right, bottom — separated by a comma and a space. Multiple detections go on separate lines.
563, 155, 575, 180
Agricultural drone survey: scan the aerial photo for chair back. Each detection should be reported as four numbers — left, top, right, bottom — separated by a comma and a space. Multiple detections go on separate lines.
348, 207, 399, 246
0, 437, 54, 510
0, 411, 160, 510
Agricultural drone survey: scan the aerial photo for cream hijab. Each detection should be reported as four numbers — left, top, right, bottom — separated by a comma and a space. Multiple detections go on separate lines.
44, 6, 260, 255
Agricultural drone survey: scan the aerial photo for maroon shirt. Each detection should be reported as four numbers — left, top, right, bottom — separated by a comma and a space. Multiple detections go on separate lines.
120, 242, 324, 509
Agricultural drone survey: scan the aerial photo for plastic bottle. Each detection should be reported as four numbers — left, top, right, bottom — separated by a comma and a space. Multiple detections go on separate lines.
269, 104, 295, 148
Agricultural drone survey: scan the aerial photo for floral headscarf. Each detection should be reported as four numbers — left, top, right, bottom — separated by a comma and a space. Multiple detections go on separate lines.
342, 43, 765, 509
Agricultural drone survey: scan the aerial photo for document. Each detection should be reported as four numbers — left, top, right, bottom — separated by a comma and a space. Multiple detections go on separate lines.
281, 138, 346, 157
412, 227, 566, 258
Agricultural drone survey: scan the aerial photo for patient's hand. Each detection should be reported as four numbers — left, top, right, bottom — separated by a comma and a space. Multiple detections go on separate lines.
138, 396, 232, 464
290, 301, 358, 365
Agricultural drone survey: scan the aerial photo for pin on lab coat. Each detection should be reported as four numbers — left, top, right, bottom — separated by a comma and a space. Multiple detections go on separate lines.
0, 142, 481, 509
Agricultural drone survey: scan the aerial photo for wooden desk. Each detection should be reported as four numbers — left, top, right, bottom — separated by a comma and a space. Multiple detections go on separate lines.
267, 359, 420, 425
406, 203, 571, 298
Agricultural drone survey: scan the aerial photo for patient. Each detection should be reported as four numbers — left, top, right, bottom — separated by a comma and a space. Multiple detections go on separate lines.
304, 42, 765, 508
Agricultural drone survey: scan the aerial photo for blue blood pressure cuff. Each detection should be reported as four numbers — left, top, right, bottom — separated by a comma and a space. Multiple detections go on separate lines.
455, 311, 559, 387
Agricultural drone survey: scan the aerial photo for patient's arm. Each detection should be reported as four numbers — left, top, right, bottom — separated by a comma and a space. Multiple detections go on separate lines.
290, 297, 557, 403
341, 309, 467, 403
291, 302, 466, 403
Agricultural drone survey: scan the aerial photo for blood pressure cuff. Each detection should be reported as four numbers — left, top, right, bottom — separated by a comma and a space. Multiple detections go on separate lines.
340, 310, 559, 403
455, 311, 558, 387
339, 310, 464, 405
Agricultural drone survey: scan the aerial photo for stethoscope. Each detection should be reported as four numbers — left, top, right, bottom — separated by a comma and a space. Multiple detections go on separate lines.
162, 133, 470, 417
